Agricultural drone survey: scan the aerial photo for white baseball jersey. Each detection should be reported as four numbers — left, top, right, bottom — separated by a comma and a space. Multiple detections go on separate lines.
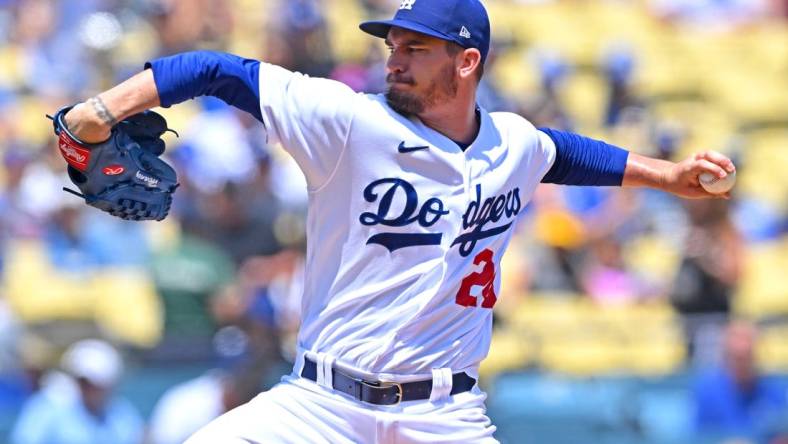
258, 63, 556, 378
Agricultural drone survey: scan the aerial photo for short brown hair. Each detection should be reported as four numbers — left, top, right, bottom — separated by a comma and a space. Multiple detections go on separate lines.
445, 41, 484, 82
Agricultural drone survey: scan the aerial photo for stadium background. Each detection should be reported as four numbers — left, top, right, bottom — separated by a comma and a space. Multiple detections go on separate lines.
0, 0, 786, 442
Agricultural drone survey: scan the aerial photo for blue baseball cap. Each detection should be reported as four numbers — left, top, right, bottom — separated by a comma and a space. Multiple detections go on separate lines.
359, 0, 491, 64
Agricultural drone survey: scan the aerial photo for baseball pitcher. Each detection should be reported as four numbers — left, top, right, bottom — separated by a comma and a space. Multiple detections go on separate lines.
55, 0, 735, 442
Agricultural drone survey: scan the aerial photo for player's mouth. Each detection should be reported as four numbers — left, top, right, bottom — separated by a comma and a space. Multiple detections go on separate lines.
389, 83, 414, 92
386, 73, 415, 87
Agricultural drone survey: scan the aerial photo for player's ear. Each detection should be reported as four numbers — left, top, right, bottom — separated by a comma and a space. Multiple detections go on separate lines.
458, 48, 482, 82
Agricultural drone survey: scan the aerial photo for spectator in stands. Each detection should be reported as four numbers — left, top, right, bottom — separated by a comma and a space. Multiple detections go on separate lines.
149, 0, 233, 54
0, 146, 47, 244
10, 339, 144, 444
693, 321, 788, 442
601, 44, 638, 128
671, 198, 744, 359
476, 40, 517, 113
147, 249, 305, 444
580, 235, 648, 305
42, 198, 151, 272
172, 98, 284, 263
150, 230, 236, 358
147, 364, 261, 444
9, 0, 97, 97
0, 302, 29, 423
233, 247, 306, 361
330, 42, 388, 94
147, 254, 300, 444
277, 0, 336, 78
518, 48, 573, 130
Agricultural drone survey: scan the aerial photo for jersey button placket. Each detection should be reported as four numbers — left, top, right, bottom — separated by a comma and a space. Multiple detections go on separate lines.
461, 153, 475, 243
448, 150, 473, 252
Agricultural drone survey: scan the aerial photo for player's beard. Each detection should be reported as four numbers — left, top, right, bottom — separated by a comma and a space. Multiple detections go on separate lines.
386, 62, 458, 116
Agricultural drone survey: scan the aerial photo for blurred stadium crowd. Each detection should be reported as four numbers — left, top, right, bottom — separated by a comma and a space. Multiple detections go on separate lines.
0, 0, 786, 443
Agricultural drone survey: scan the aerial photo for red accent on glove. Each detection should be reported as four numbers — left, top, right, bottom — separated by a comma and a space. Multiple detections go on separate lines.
58, 131, 91, 171
103, 165, 125, 176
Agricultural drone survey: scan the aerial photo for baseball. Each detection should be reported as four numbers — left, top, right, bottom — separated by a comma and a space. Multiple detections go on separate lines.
699, 169, 736, 194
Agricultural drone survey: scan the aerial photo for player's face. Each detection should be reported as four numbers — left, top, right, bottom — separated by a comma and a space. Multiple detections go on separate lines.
384, 27, 459, 116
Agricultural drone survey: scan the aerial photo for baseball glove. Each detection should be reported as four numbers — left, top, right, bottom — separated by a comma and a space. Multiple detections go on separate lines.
50, 105, 179, 221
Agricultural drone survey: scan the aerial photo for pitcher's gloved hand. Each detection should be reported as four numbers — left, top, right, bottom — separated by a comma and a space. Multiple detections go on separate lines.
50, 105, 179, 221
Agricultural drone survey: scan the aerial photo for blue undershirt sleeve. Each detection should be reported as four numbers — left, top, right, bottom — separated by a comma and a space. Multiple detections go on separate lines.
539, 128, 629, 186
144, 50, 262, 123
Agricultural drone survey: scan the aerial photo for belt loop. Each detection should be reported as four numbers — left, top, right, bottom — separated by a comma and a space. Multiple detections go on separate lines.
429, 368, 453, 402
315, 353, 330, 388
323, 355, 335, 388
295, 352, 306, 377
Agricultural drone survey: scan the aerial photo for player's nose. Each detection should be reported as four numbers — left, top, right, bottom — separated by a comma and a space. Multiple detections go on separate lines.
386, 51, 407, 74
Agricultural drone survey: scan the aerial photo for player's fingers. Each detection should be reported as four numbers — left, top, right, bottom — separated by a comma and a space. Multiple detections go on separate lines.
695, 151, 736, 173
694, 158, 728, 179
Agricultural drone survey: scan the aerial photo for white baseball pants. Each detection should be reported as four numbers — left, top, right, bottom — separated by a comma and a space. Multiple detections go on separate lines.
183, 374, 498, 443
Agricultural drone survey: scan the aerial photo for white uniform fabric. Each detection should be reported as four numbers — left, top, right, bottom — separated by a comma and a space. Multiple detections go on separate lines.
259, 63, 556, 377
148, 372, 227, 444
187, 63, 556, 443
184, 375, 497, 444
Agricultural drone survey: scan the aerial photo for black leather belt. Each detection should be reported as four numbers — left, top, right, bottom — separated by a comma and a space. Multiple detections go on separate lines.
300, 357, 477, 406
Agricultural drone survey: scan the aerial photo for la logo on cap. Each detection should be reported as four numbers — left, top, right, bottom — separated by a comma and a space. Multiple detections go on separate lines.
399, 0, 416, 10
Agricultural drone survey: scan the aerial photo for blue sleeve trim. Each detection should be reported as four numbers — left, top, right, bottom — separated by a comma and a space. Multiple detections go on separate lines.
144, 50, 262, 123
539, 128, 629, 186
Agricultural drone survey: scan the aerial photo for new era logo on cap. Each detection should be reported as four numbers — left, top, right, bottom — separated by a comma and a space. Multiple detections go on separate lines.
459, 26, 471, 38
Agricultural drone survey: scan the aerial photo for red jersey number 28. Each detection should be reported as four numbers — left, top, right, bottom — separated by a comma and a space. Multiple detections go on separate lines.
455, 248, 497, 309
